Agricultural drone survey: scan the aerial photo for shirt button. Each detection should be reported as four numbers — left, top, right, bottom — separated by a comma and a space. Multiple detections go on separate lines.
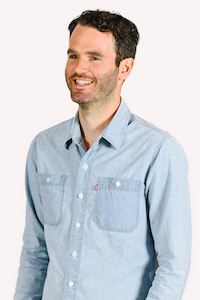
46, 177, 50, 183
72, 251, 77, 258
115, 181, 121, 188
78, 193, 83, 199
68, 281, 74, 287
83, 164, 88, 170
75, 222, 81, 228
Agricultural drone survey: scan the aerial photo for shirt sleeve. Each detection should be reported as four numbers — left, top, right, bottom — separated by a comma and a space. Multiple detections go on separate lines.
145, 137, 191, 300
14, 136, 49, 300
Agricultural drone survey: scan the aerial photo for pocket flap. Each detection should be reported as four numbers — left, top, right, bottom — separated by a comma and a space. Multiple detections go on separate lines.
39, 174, 67, 186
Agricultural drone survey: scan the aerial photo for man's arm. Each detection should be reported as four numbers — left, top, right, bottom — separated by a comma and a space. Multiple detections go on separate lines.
145, 138, 191, 300
14, 137, 49, 300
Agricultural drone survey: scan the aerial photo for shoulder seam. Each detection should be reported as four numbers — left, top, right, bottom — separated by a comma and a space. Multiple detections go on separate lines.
130, 113, 171, 139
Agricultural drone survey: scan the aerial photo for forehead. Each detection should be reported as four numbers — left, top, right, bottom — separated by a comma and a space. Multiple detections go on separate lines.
69, 25, 116, 55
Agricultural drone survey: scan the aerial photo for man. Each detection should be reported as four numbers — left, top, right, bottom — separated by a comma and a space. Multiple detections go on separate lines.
14, 10, 191, 300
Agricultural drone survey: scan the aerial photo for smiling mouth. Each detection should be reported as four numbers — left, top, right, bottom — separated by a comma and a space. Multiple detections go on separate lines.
75, 79, 92, 86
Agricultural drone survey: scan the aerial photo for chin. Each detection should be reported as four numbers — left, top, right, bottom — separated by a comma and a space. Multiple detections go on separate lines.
71, 94, 93, 104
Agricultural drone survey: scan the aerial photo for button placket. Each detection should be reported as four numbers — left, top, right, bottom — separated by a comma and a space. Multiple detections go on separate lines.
64, 150, 95, 299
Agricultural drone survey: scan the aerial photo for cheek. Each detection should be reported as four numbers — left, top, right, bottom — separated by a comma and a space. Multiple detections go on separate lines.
65, 63, 73, 77
65, 65, 69, 77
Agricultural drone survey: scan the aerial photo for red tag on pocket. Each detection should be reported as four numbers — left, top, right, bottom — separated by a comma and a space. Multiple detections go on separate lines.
95, 184, 98, 191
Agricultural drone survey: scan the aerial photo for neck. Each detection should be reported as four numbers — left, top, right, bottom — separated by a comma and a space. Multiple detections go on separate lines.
78, 97, 121, 149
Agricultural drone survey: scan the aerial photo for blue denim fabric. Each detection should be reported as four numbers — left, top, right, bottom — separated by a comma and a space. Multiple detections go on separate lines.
14, 100, 191, 300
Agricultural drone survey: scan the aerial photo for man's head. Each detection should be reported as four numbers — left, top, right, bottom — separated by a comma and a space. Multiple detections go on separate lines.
68, 10, 140, 67
65, 10, 139, 111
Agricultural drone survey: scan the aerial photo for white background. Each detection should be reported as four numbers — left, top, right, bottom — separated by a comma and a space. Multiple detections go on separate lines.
1, 0, 199, 299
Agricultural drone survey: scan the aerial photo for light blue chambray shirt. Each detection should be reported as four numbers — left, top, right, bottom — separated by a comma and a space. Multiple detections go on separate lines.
14, 100, 191, 300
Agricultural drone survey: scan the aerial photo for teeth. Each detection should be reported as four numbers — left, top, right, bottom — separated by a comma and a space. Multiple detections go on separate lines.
75, 80, 92, 85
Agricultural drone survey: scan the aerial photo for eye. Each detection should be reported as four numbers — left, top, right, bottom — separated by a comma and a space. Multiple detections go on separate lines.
69, 54, 78, 59
90, 56, 99, 61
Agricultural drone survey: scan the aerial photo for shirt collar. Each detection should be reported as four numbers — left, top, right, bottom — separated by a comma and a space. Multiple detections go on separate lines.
65, 110, 79, 149
65, 99, 131, 150
100, 100, 131, 149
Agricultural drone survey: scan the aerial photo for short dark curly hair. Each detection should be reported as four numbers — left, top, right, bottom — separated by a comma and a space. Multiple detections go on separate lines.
68, 10, 140, 67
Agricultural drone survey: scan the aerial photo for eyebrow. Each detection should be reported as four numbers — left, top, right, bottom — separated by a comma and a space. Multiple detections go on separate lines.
67, 48, 75, 55
67, 48, 105, 58
86, 51, 105, 58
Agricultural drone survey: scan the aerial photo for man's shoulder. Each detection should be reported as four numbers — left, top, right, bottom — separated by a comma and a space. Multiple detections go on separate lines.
130, 113, 172, 140
128, 113, 186, 162
33, 117, 75, 146
41, 117, 74, 135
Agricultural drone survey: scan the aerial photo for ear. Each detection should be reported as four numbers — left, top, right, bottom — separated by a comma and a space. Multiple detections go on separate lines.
118, 58, 134, 81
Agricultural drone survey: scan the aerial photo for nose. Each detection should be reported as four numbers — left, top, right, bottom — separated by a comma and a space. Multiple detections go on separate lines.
74, 58, 89, 74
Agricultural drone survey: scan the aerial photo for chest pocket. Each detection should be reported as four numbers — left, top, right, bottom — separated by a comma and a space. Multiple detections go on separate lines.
39, 174, 67, 226
94, 177, 142, 233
